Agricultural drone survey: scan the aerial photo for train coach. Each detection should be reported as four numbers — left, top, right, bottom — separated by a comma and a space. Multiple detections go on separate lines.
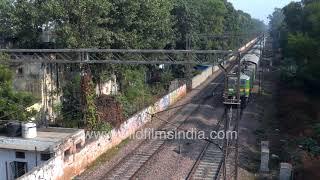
224, 40, 262, 106
226, 73, 251, 104
242, 53, 260, 81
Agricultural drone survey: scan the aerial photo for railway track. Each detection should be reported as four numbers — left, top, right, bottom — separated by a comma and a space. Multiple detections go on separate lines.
101, 42, 256, 180
102, 75, 225, 180
186, 111, 224, 180
190, 143, 224, 180
186, 99, 246, 180
103, 103, 198, 180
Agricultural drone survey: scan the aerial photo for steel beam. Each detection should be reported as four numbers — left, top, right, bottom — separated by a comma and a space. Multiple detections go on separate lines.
0, 49, 235, 65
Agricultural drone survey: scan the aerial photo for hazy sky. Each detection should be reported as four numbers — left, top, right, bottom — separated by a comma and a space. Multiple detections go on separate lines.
228, 0, 299, 23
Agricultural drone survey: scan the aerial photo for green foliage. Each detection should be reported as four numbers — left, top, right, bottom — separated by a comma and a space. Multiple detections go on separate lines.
300, 138, 320, 156
60, 74, 82, 125
108, 0, 174, 49
1, 0, 266, 50
268, 8, 284, 39
270, 1, 320, 160
117, 68, 152, 118
121, 68, 149, 102
95, 121, 113, 132
0, 54, 36, 121
1, 0, 174, 49
160, 70, 174, 85
313, 123, 320, 137
172, 0, 265, 49
84, 84, 98, 130
279, 58, 298, 83
282, 2, 303, 33
0, 65, 12, 83
270, 0, 320, 90
0, 0, 41, 48
287, 33, 317, 64
0, 0, 267, 127
43, 0, 113, 48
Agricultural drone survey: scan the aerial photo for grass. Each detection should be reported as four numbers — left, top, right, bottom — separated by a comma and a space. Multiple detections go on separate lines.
86, 138, 131, 171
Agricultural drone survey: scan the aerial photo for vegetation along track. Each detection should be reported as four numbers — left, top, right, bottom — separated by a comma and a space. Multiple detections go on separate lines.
102, 74, 226, 180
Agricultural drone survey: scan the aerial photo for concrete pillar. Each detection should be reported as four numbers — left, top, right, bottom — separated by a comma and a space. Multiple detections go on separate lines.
260, 141, 269, 172
279, 163, 292, 180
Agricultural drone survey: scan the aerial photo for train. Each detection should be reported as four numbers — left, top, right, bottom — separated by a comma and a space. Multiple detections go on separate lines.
224, 39, 264, 106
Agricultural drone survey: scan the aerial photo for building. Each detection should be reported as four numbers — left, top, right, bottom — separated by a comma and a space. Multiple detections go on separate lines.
12, 61, 62, 124
95, 74, 118, 96
12, 62, 43, 98
0, 127, 84, 180
12, 61, 119, 125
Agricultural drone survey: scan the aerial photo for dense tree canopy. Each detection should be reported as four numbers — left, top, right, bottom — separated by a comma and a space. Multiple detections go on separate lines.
0, 0, 266, 128
0, 0, 265, 49
172, 0, 265, 49
269, 0, 320, 90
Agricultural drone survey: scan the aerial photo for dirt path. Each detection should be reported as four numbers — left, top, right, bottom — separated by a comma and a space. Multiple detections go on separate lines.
237, 63, 280, 179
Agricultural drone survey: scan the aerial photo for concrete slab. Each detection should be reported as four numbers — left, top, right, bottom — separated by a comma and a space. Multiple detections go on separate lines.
0, 127, 83, 152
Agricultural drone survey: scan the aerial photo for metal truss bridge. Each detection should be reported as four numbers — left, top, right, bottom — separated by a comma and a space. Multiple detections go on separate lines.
0, 49, 236, 65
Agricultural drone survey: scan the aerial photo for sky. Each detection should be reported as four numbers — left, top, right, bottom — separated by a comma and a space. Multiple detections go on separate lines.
228, 0, 299, 24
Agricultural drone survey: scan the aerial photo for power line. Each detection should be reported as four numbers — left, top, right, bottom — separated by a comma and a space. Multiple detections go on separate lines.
0, 49, 237, 65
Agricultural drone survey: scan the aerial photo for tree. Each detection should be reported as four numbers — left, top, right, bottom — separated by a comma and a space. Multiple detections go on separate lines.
116, 67, 152, 118
172, 0, 266, 50
0, 54, 36, 121
0, 0, 269, 127
268, 8, 284, 39
39, 0, 113, 48
270, 0, 320, 90
108, 0, 174, 49
172, 0, 228, 50
0, 0, 43, 48
282, 2, 303, 33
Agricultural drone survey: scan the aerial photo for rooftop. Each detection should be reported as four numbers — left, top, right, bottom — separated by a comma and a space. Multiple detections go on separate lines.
0, 127, 84, 152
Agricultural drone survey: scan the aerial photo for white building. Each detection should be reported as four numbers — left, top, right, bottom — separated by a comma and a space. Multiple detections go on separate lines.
95, 74, 118, 96
0, 127, 84, 180
12, 61, 61, 123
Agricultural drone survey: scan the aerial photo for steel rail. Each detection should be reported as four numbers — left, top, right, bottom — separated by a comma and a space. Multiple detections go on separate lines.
102, 73, 225, 180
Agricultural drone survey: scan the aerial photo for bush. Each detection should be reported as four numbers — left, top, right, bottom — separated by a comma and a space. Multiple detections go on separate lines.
300, 138, 320, 156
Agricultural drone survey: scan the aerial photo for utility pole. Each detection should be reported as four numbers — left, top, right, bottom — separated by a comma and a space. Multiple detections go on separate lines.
220, 51, 241, 180
234, 52, 241, 180
259, 34, 265, 95
186, 34, 193, 91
